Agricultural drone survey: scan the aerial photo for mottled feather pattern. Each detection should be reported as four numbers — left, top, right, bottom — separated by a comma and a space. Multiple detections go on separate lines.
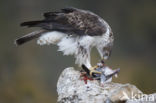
41, 7, 107, 36
66, 10, 106, 36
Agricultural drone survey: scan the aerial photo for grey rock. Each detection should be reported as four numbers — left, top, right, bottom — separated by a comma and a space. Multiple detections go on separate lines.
57, 67, 156, 103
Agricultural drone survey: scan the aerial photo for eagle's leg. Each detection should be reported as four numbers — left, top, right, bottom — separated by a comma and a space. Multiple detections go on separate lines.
84, 59, 102, 76
78, 43, 102, 77
81, 64, 101, 78
88, 59, 106, 76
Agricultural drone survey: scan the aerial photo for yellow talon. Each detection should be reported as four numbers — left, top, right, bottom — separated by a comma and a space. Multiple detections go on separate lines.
89, 65, 98, 70
89, 65, 101, 76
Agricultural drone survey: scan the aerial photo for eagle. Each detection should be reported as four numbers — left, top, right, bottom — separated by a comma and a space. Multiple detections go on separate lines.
15, 7, 114, 75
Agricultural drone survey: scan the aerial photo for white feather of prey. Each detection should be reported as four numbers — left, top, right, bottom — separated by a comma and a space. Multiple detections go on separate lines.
37, 31, 110, 68
37, 31, 65, 45
57, 37, 77, 55
58, 36, 89, 67
74, 36, 94, 67
37, 31, 78, 56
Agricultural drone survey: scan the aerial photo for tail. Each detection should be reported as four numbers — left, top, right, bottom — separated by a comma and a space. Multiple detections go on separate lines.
20, 20, 45, 27
15, 30, 47, 46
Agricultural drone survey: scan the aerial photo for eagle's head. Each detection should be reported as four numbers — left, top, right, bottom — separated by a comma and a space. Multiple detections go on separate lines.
96, 30, 113, 63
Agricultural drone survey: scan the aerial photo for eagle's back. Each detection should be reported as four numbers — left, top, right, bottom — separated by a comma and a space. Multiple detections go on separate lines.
21, 7, 108, 36
63, 8, 107, 36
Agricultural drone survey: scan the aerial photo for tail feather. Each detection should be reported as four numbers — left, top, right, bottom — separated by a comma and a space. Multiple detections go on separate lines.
15, 30, 47, 46
20, 20, 44, 27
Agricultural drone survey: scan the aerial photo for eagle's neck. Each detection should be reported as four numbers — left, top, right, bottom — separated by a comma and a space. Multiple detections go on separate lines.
101, 25, 112, 43
98, 18, 112, 40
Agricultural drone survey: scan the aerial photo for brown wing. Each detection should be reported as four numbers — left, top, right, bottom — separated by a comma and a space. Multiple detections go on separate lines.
62, 7, 107, 36
21, 7, 107, 36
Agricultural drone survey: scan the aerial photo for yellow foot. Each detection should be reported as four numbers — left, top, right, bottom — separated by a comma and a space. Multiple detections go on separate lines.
89, 65, 102, 76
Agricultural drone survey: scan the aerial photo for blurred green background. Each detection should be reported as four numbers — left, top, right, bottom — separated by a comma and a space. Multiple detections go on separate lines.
0, 0, 156, 103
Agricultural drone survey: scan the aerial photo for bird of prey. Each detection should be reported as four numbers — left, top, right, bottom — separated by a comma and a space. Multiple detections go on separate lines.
15, 7, 114, 75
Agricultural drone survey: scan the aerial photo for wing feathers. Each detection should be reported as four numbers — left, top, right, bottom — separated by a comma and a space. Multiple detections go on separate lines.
43, 12, 60, 19
61, 7, 77, 13
43, 7, 77, 18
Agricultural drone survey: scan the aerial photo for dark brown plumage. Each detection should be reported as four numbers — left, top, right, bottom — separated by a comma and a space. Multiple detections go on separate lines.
20, 7, 107, 36
15, 30, 47, 45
